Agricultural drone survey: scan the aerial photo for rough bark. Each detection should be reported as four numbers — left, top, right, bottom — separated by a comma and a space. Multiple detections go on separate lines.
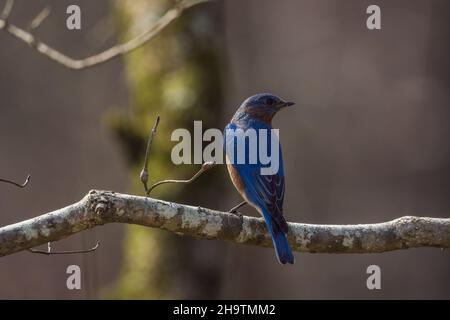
0, 190, 449, 257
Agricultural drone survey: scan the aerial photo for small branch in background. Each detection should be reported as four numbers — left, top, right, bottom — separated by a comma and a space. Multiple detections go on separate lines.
140, 115, 160, 195
0, 0, 212, 69
28, 6, 50, 31
28, 241, 100, 255
0, 174, 31, 188
139, 116, 216, 196
147, 161, 216, 196
0, 0, 14, 22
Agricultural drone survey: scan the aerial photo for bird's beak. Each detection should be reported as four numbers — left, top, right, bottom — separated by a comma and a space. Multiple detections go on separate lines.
281, 101, 295, 107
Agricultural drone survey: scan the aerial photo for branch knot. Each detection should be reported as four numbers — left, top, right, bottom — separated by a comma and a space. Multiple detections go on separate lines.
87, 190, 113, 219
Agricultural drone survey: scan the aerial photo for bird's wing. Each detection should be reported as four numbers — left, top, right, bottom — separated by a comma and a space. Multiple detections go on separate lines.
241, 168, 288, 234
224, 123, 288, 233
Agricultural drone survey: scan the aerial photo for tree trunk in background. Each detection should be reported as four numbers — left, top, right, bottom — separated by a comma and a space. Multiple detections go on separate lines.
107, 0, 226, 299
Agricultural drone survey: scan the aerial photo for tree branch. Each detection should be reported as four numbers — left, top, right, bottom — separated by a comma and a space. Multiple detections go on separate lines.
147, 161, 216, 195
0, 190, 449, 257
140, 115, 160, 195
0, 174, 31, 188
0, 0, 211, 70
28, 6, 50, 31
0, 0, 14, 21
28, 240, 99, 255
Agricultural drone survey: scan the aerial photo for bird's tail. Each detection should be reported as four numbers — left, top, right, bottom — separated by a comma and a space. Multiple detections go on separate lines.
263, 211, 295, 265
272, 230, 294, 264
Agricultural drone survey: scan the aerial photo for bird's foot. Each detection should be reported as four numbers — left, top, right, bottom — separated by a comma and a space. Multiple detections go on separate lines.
228, 201, 247, 214
229, 210, 243, 217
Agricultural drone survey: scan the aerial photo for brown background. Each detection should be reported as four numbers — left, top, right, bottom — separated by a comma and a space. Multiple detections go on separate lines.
1, 0, 449, 299
0, 0, 127, 299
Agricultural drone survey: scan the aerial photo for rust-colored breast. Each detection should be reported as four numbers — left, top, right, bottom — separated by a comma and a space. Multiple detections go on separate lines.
226, 155, 246, 195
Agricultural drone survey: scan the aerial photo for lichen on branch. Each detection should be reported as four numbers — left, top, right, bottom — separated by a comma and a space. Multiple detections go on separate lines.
0, 190, 449, 257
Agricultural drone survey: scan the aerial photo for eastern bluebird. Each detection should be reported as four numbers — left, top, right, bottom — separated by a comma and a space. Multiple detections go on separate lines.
224, 93, 295, 264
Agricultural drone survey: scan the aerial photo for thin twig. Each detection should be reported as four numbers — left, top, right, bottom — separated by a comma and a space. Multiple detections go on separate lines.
140, 115, 160, 195
147, 161, 216, 195
28, 6, 50, 31
28, 241, 100, 255
0, 174, 31, 188
0, 0, 14, 21
0, 0, 211, 69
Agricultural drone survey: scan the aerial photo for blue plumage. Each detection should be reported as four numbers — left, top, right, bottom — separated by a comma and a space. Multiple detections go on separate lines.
224, 93, 295, 264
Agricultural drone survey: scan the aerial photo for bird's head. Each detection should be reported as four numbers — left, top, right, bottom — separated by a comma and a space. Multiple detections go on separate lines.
239, 93, 294, 123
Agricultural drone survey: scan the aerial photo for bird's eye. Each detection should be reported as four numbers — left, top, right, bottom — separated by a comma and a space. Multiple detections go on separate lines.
266, 98, 274, 106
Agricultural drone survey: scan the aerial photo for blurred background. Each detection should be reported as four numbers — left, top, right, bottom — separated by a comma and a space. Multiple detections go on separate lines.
0, 0, 449, 299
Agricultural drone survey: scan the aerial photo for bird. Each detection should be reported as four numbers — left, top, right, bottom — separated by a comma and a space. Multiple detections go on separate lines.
224, 93, 295, 264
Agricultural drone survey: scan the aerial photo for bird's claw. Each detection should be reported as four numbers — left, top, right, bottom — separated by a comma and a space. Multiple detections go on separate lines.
229, 210, 243, 217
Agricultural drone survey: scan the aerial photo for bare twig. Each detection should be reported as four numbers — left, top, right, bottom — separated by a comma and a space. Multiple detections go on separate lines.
139, 115, 216, 197
139, 116, 216, 196
0, 190, 449, 258
140, 115, 160, 195
0, 0, 14, 21
0, 0, 211, 69
0, 174, 31, 188
147, 161, 216, 195
28, 241, 99, 255
28, 6, 50, 31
